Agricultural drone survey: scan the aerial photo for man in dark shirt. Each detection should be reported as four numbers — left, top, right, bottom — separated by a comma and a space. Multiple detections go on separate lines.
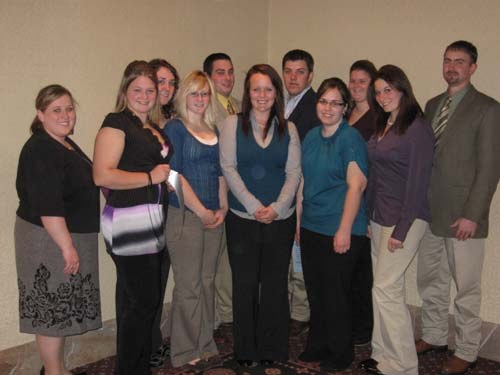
415, 40, 500, 375
282, 49, 320, 334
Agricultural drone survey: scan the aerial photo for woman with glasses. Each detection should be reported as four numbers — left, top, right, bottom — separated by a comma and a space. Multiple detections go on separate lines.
163, 70, 227, 367
219, 64, 301, 367
297, 77, 368, 373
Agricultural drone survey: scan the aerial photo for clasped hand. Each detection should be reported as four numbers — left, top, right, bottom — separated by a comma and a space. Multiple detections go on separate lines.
254, 206, 278, 224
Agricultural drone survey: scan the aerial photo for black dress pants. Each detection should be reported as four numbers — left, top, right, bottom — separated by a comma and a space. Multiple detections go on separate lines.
351, 235, 373, 342
111, 251, 163, 375
300, 228, 363, 369
226, 211, 295, 361
151, 249, 171, 350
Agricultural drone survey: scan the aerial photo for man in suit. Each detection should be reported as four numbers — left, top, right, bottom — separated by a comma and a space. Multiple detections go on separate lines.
282, 49, 320, 335
203, 53, 241, 327
203, 53, 241, 130
416, 40, 500, 375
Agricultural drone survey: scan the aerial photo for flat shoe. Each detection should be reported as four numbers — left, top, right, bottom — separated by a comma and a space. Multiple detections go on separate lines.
358, 358, 386, 374
40, 367, 86, 375
415, 339, 448, 355
237, 359, 258, 368
260, 359, 274, 366
441, 354, 477, 375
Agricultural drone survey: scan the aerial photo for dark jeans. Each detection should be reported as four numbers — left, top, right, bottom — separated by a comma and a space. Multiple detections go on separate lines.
226, 211, 295, 361
351, 235, 373, 342
151, 249, 171, 350
300, 228, 363, 368
111, 251, 163, 375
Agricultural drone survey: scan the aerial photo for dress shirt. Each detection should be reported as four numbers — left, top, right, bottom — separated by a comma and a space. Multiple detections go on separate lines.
366, 117, 434, 241
285, 86, 311, 119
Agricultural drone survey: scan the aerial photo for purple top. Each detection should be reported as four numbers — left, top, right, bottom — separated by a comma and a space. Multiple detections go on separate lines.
351, 108, 377, 142
366, 116, 434, 241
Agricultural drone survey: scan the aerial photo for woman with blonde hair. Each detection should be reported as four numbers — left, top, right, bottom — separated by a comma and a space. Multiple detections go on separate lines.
93, 60, 172, 375
163, 70, 227, 367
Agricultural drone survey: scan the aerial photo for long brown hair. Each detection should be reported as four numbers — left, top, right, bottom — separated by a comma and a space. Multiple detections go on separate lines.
31, 84, 76, 133
149, 58, 179, 122
241, 64, 286, 138
372, 64, 423, 136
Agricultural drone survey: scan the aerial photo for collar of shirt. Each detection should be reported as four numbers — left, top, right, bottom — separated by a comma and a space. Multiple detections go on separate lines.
217, 93, 232, 112
250, 111, 278, 148
432, 84, 471, 129
285, 86, 311, 119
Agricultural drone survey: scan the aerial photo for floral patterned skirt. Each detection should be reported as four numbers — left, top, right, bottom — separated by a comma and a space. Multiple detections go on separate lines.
14, 217, 102, 337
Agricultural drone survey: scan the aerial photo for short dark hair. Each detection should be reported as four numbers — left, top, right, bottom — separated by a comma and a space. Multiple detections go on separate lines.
349, 59, 378, 111
350, 60, 377, 82
317, 77, 351, 107
373, 64, 423, 136
446, 40, 478, 63
282, 49, 314, 72
241, 64, 286, 139
203, 53, 232, 75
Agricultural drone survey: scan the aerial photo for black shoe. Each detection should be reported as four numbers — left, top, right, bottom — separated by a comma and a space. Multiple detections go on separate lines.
298, 349, 327, 362
359, 358, 386, 374
237, 359, 258, 368
260, 359, 274, 366
149, 343, 170, 368
40, 367, 86, 375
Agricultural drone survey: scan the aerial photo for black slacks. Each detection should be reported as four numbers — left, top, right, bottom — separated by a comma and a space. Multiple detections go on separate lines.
151, 249, 171, 350
300, 228, 364, 369
351, 235, 373, 342
111, 251, 163, 375
226, 211, 295, 361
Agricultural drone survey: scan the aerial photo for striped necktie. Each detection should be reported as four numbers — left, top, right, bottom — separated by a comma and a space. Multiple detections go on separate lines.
434, 97, 452, 145
227, 100, 235, 115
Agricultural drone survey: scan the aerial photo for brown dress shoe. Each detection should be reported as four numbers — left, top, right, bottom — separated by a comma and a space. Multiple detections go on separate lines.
441, 355, 477, 375
415, 339, 448, 355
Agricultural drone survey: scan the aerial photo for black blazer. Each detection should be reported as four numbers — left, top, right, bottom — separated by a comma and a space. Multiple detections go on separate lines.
288, 88, 320, 142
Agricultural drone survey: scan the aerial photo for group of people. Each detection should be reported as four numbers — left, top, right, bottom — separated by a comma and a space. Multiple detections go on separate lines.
14, 40, 500, 375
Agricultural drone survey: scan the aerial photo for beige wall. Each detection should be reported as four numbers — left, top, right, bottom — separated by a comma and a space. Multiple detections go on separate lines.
268, 0, 500, 321
0, 0, 267, 351
1, 0, 500, 352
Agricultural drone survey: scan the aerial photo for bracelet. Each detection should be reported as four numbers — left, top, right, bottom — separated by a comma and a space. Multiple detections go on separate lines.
147, 171, 153, 186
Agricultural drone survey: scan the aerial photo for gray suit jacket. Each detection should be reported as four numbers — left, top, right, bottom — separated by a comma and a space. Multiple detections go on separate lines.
425, 85, 500, 238
214, 95, 241, 131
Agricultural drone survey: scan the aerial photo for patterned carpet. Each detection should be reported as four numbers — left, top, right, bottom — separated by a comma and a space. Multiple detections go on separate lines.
74, 323, 500, 374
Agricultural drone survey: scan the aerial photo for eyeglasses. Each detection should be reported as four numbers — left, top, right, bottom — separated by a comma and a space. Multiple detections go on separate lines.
318, 99, 345, 108
188, 91, 210, 98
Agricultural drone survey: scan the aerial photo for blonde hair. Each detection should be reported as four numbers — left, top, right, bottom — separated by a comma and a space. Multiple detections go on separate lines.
115, 60, 161, 125
175, 70, 217, 128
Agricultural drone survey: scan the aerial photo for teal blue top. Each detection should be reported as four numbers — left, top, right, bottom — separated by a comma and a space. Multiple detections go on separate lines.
301, 121, 368, 236
228, 116, 290, 212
